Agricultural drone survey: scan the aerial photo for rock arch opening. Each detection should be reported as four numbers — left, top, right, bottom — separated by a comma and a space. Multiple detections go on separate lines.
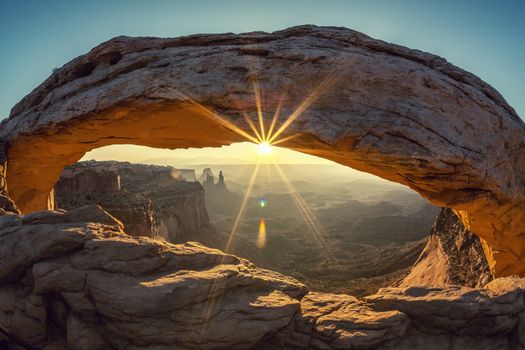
1, 25, 524, 278
53, 142, 441, 296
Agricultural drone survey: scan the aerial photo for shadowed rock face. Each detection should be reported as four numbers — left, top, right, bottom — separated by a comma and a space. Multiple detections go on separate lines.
2, 206, 525, 349
401, 207, 493, 287
0, 25, 524, 276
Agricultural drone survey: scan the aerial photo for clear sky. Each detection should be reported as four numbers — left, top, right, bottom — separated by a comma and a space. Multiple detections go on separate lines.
1, 0, 524, 164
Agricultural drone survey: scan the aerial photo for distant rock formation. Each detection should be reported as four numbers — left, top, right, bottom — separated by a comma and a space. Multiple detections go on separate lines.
217, 170, 226, 189
401, 208, 493, 287
200, 169, 240, 215
1, 205, 525, 349
201, 169, 226, 191
199, 167, 214, 183
55, 161, 211, 242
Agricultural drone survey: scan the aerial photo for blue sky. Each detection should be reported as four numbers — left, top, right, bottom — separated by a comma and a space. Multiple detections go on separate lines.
1, 0, 524, 121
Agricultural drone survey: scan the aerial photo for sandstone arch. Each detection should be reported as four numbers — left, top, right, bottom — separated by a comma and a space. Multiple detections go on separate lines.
1, 25, 524, 277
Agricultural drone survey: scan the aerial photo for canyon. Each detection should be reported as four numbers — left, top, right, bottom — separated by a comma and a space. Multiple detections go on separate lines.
200, 164, 442, 296
0, 25, 524, 349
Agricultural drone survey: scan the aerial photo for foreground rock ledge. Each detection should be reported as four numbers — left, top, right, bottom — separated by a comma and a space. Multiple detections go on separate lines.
1, 25, 524, 276
0, 205, 306, 349
2, 205, 525, 349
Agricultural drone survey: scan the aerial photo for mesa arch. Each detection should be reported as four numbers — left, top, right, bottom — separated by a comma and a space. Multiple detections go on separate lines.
1, 25, 524, 278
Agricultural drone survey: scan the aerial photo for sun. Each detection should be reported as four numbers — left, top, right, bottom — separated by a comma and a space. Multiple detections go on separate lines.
256, 141, 272, 155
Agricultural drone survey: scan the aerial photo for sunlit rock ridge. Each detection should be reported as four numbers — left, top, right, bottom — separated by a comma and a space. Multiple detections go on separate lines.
402, 207, 493, 288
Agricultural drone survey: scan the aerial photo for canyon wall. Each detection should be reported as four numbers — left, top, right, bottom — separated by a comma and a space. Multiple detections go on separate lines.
0, 141, 8, 197
0, 141, 18, 214
55, 161, 211, 242
401, 208, 493, 288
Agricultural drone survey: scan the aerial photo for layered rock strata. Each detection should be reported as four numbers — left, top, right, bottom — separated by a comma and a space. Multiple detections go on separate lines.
265, 278, 525, 349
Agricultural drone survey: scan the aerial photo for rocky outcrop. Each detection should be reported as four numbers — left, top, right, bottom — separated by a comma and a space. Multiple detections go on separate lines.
2, 205, 525, 349
401, 207, 493, 287
0, 140, 8, 197
55, 161, 211, 242
0, 205, 306, 349
1, 25, 524, 276
265, 278, 525, 349
199, 168, 215, 183
267, 292, 409, 349
202, 169, 240, 216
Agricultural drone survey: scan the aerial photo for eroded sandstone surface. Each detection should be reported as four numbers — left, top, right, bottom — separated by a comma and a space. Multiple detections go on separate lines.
0, 205, 306, 349
0, 25, 524, 276
401, 207, 493, 287
1, 205, 525, 349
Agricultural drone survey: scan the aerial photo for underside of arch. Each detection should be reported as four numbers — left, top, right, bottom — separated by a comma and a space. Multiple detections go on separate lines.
1, 25, 525, 277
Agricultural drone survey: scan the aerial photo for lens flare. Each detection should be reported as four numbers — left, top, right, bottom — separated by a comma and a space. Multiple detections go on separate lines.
223, 161, 261, 254
257, 142, 272, 155
257, 218, 267, 249
196, 71, 336, 343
